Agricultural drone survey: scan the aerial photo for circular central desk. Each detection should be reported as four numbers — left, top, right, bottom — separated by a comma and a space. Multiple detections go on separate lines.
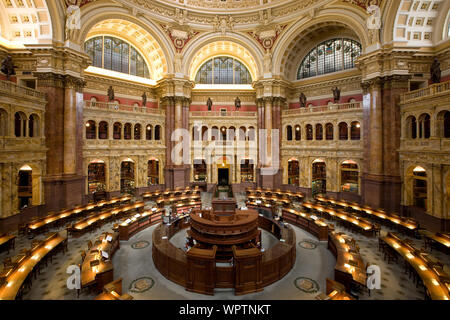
152, 212, 296, 295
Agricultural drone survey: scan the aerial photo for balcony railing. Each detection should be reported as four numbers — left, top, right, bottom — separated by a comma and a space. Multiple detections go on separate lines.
401, 81, 450, 104
282, 102, 362, 116
0, 79, 46, 100
84, 101, 165, 115
190, 110, 257, 117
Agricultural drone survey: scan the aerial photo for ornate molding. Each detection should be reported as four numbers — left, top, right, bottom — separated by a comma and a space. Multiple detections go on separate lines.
248, 24, 287, 52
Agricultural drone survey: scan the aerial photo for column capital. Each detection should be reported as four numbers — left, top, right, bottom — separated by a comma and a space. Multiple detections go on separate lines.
156, 76, 195, 100
33, 72, 86, 92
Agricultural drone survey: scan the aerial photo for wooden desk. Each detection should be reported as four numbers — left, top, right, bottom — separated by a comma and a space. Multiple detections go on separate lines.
422, 231, 450, 252
119, 208, 164, 240
328, 231, 367, 293
0, 232, 66, 300
94, 278, 134, 300
81, 232, 119, 290
381, 233, 450, 300
282, 208, 329, 241
0, 235, 15, 253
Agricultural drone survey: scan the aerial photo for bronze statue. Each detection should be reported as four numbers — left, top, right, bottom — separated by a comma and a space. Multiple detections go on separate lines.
299, 92, 307, 108
332, 87, 341, 103
1, 55, 17, 80
235, 97, 241, 110
142, 92, 147, 107
430, 58, 441, 84
207, 97, 213, 111
107, 86, 115, 102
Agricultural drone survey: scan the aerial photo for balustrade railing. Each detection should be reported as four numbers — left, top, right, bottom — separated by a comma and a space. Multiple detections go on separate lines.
401, 81, 450, 103
282, 102, 362, 116
84, 101, 165, 115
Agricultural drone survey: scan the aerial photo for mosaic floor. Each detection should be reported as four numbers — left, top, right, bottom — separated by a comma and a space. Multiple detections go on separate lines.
0, 192, 448, 300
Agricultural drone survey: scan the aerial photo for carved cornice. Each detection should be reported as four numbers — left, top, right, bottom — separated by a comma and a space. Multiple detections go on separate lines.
33, 72, 86, 91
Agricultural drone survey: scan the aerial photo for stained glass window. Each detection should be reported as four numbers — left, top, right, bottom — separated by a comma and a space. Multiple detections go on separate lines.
297, 38, 361, 79
195, 56, 252, 84
84, 36, 150, 79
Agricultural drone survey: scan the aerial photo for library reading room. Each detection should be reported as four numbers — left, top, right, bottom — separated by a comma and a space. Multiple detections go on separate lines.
0, 0, 449, 303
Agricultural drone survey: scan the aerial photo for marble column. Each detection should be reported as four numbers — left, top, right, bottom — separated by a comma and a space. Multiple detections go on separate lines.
35, 73, 86, 211
361, 75, 410, 212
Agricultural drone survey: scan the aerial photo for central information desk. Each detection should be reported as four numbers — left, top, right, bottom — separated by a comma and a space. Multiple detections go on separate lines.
152, 212, 296, 295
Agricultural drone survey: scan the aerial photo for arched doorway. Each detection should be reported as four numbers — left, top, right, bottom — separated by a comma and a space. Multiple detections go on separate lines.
88, 160, 106, 194
120, 159, 135, 194
288, 159, 299, 186
312, 159, 326, 197
412, 166, 427, 210
148, 159, 160, 185
18, 165, 33, 210
341, 160, 359, 193
218, 157, 231, 186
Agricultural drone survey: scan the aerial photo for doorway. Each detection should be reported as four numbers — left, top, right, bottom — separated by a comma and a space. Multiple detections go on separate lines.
218, 168, 229, 186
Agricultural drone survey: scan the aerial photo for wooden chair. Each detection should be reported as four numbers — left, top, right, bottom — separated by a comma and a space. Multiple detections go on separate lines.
3, 257, 13, 268
383, 246, 398, 264
87, 240, 93, 250
81, 251, 86, 262
372, 223, 381, 237
18, 223, 27, 236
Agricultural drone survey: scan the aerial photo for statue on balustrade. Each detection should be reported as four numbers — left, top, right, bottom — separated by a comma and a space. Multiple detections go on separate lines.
207, 97, 213, 111
235, 97, 241, 110
299, 92, 307, 108
430, 58, 441, 84
1, 55, 17, 80
142, 92, 147, 107
107, 86, 115, 102
332, 87, 341, 103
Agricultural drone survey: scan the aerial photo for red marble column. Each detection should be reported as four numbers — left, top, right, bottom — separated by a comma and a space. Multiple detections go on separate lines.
35, 73, 85, 211
361, 75, 410, 212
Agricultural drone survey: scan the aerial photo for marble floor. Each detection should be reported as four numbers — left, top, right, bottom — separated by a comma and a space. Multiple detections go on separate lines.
0, 192, 448, 300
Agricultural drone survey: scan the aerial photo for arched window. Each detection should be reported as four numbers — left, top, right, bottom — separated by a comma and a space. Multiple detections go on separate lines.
134, 124, 141, 140
228, 126, 236, 141
124, 123, 132, 140
155, 125, 161, 140
14, 112, 27, 137
443, 111, 450, 138
113, 122, 122, 140
201, 126, 208, 141
195, 56, 252, 84
192, 126, 200, 141
295, 125, 301, 141
418, 114, 430, 139
248, 126, 255, 141
406, 116, 417, 139
146, 124, 153, 140
99, 121, 108, 139
28, 114, 39, 137
316, 124, 323, 140
339, 122, 348, 140
211, 126, 219, 141
0, 109, 7, 136
351, 121, 361, 140
306, 124, 313, 140
239, 126, 247, 141
85, 120, 96, 139
297, 38, 362, 79
84, 36, 150, 78
326, 123, 333, 140
286, 126, 293, 141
